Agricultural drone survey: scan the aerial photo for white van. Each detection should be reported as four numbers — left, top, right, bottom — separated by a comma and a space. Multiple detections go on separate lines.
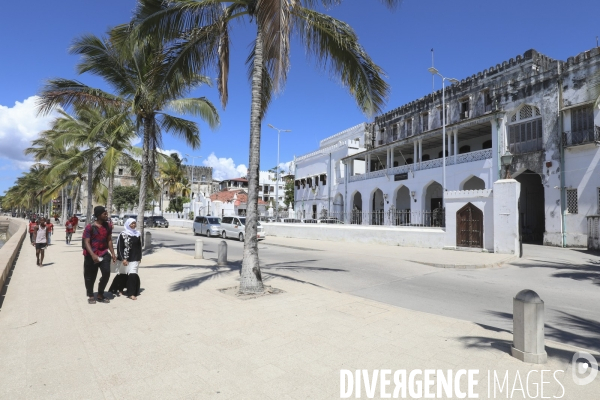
220, 216, 265, 241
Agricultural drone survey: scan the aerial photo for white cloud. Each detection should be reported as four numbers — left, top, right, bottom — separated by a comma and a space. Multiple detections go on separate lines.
0, 96, 58, 168
130, 136, 142, 146
202, 152, 248, 181
157, 148, 183, 160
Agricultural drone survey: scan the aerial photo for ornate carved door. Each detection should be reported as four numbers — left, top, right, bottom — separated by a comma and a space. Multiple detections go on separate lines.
456, 203, 483, 248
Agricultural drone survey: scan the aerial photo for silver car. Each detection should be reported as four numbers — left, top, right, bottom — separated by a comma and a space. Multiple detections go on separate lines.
220, 216, 265, 241
193, 216, 221, 237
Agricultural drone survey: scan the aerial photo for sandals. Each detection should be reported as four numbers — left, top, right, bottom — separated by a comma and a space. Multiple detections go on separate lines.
96, 297, 110, 303
88, 298, 96, 304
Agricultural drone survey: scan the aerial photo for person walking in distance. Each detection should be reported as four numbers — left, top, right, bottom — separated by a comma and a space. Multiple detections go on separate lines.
71, 214, 79, 232
32, 218, 50, 266
65, 218, 74, 244
46, 219, 54, 245
28, 218, 37, 244
109, 218, 143, 300
82, 206, 116, 304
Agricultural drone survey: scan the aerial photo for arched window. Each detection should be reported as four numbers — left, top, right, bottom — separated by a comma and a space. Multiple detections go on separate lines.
482, 140, 492, 149
459, 145, 471, 154
508, 105, 542, 154
406, 158, 413, 164
422, 154, 431, 161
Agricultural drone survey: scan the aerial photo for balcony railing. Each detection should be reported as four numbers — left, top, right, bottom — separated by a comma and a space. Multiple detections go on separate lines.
349, 148, 492, 182
563, 128, 600, 147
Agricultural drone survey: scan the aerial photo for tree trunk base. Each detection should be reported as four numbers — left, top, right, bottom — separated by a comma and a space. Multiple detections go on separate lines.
218, 285, 284, 300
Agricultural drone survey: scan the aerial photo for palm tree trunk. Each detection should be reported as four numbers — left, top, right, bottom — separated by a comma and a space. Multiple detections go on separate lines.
86, 157, 94, 226
240, 25, 265, 294
72, 182, 81, 216
137, 119, 152, 240
106, 171, 115, 217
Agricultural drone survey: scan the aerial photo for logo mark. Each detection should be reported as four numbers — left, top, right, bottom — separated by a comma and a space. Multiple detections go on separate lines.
572, 352, 598, 386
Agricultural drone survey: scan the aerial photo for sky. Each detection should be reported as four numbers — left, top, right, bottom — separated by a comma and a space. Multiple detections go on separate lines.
1, 0, 598, 194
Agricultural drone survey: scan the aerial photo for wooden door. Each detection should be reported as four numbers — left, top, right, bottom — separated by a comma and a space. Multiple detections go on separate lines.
456, 203, 483, 248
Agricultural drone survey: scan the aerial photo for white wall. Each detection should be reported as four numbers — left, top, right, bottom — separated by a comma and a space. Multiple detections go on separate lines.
264, 223, 446, 248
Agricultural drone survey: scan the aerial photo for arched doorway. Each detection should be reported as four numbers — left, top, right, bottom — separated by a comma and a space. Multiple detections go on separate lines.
351, 192, 362, 225
461, 175, 486, 190
456, 202, 483, 248
333, 193, 344, 220
394, 186, 411, 225
424, 181, 444, 227
371, 189, 384, 225
515, 170, 545, 244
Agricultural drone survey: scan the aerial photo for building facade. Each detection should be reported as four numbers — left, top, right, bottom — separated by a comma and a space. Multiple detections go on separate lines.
294, 48, 600, 247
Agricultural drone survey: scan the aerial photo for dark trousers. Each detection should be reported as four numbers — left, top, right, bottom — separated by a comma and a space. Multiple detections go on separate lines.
83, 255, 110, 297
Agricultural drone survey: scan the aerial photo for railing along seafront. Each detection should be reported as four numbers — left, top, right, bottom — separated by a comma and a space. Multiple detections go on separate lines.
348, 148, 492, 183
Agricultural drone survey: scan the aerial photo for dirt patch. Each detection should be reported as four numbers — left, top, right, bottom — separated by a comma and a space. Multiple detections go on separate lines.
217, 285, 285, 300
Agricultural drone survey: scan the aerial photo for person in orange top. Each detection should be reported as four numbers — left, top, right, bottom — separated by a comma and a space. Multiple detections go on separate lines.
65, 218, 74, 244
28, 218, 38, 244
46, 220, 54, 245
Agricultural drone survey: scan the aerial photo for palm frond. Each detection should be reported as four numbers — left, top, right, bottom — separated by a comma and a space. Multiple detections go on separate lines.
292, 7, 389, 116
37, 79, 123, 115
167, 97, 220, 128
157, 113, 200, 149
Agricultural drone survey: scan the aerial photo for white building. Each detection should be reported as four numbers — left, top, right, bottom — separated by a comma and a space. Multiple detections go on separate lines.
294, 48, 600, 248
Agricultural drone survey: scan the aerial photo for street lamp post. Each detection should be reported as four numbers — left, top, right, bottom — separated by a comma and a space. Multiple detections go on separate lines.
428, 67, 459, 208
267, 124, 291, 221
184, 154, 202, 216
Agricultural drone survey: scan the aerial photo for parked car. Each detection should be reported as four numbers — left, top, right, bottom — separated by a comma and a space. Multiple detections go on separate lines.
318, 218, 344, 224
111, 215, 120, 225
78, 216, 87, 228
119, 214, 137, 226
144, 216, 169, 228
220, 216, 265, 241
302, 219, 318, 224
279, 218, 302, 223
193, 216, 221, 237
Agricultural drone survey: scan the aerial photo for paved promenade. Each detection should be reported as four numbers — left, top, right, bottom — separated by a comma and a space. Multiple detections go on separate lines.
1, 223, 599, 399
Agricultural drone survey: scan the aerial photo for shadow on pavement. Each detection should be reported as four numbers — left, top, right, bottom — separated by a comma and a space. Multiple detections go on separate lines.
483, 310, 600, 353
163, 259, 347, 292
510, 258, 600, 287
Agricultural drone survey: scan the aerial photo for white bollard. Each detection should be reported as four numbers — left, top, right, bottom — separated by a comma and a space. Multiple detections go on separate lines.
511, 289, 547, 364
195, 239, 204, 259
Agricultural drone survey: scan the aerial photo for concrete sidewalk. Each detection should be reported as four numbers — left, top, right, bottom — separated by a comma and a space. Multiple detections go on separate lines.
1, 225, 598, 399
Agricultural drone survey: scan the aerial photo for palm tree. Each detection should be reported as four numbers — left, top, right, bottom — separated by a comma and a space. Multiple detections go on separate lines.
128, 0, 398, 293
37, 31, 220, 234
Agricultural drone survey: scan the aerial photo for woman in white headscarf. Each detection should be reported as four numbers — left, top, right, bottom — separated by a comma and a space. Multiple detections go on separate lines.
109, 218, 142, 300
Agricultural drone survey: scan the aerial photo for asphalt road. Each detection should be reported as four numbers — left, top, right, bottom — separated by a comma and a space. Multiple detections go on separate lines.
119, 226, 600, 352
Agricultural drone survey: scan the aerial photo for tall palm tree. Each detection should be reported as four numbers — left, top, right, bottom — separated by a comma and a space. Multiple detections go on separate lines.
128, 0, 398, 293
37, 32, 219, 234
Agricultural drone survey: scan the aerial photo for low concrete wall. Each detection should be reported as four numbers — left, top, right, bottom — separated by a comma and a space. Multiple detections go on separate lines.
166, 219, 193, 229
263, 223, 446, 248
0, 218, 27, 289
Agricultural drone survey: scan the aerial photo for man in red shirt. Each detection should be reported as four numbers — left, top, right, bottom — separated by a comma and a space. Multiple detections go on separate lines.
71, 214, 79, 232
82, 206, 116, 304
65, 218, 74, 244
46, 220, 54, 245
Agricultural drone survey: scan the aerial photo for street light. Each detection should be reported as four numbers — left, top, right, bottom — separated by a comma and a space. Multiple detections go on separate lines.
501, 151, 514, 179
267, 124, 291, 221
428, 67, 459, 207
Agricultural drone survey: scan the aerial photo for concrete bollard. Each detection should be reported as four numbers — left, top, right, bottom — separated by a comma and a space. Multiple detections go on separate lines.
511, 289, 547, 364
144, 231, 152, 250
218, 241, 227, 266
195, 239, 204, 259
